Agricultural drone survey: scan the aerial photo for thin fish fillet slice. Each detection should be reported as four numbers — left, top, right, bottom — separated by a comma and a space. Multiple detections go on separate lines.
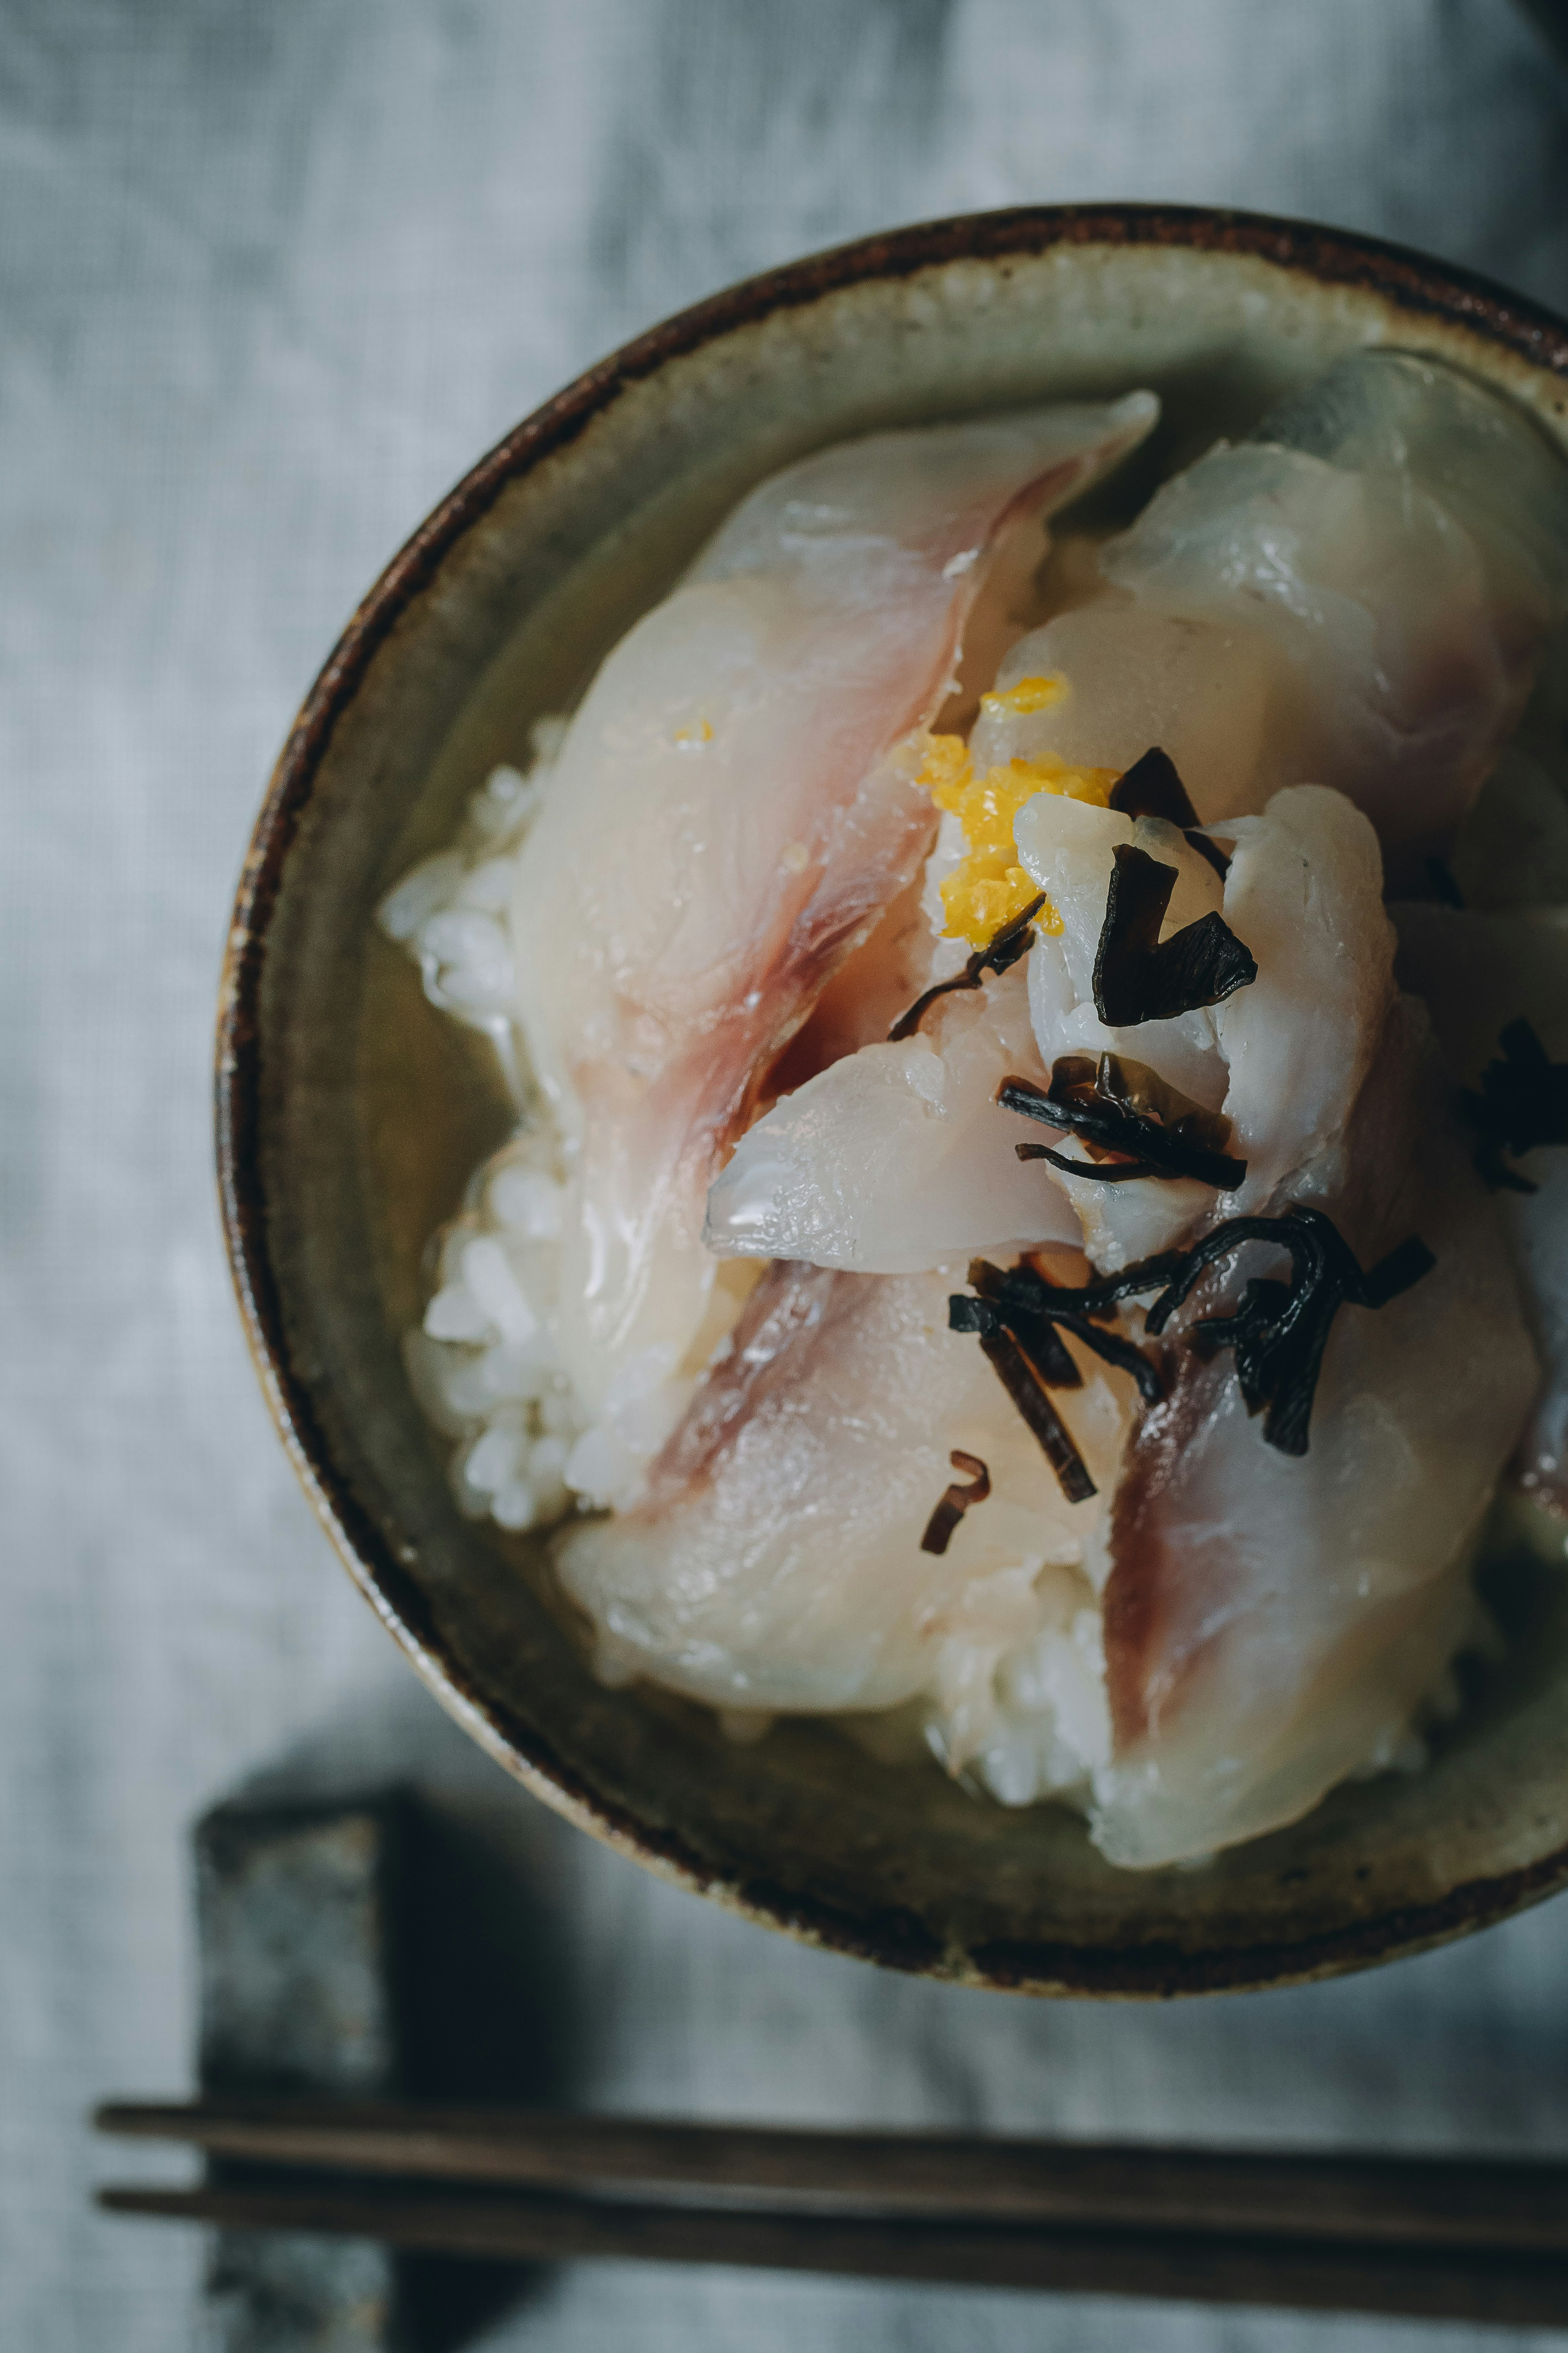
702, 961, 1081, 1274
980, 353, 1568, 885
1091, 998, 1537, 1869
509, 395, 1158, 1411
554, 1261, 1134, 1716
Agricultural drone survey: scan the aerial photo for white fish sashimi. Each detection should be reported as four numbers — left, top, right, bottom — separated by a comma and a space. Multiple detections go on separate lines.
1393, 903, 1568, 1513
978, 353, 1568, 880
969, 598, 1288, 825
553, 1262, 1134, 1714
1214, 786, 1395, 1214
702, 961, 1078, 1273
1090, 997, 1538, 1869
510, 395, 1159, 1412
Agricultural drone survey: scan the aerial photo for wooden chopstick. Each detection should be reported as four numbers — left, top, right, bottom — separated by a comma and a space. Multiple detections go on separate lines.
94, 2099, 1568, 2253
93, 2174, 1568, 2328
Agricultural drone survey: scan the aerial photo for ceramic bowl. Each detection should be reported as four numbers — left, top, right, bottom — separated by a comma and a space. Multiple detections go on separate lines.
219, 205, 1568, 1996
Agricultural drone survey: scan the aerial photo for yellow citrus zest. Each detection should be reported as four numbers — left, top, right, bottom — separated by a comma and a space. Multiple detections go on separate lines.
979, 674, 1069, 719
917, 723, 1119, 951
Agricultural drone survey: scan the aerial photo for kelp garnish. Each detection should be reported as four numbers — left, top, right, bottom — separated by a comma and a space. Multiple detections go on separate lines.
1014, 1209, 1436, 1458
950, 1311, 1098, 1503
887, 892, 1047, 1042
998, 1055, 1247, 1189
920, 1450, 992, 1555
1093, 845, 1257, 1028
946, 1255, 1165, 1503
1463, 1017, 1568, 1195
1109, 745, 1230, 880
960, 1257, 1165, 1401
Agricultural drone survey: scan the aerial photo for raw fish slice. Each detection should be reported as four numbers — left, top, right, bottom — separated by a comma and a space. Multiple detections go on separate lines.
969, 598, 1291, 819
1214, 786, 1395, 1214
980, 354, 1568, 881
510, 396, 1159, 1411
1102, 352, 1568, 878
553, 1264, 1134, 1714
1091, 997, 1537, 1869
703, 962, 1079, 1273
1393, 904, 1568, 1512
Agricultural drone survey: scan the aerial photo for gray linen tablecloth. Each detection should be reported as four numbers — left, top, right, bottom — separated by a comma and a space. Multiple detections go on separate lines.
5, 4, 1568, 2346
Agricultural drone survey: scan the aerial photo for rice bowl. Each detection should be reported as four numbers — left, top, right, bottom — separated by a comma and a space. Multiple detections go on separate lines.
220, 207, 1568, 1992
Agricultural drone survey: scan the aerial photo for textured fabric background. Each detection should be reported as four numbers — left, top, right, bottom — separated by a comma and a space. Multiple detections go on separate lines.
4, 4, 1568, 2347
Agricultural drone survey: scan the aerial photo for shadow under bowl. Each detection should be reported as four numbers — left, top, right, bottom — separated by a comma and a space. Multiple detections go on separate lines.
218, 203, 1568, 1998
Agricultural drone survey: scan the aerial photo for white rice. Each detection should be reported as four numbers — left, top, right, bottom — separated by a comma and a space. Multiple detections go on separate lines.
378, 724, 1113, 1806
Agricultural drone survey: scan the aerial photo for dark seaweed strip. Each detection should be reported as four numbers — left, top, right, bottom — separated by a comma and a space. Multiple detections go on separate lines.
1028, 1207, 1435, 1459
998, 1062, 1247, 1190
1357, 1233, 1439, 1309
1110, 747, 1199, 828
1035, 1304, 1165, 1405
1108, 744, 1230, 880
887, 893, 1048, 1042
951, 1285, 1080, 1387
977, 1327, 1097, 1504
1092, 846, 1257, 1028
1463, 1017, 1568, 1194
1185, 1273, 1333, 1456
920, 1449, 992, 1556
1017, 1141, 1162, 1183
1090, 1053, 1235, 1154
958, 1262, 1164, 1406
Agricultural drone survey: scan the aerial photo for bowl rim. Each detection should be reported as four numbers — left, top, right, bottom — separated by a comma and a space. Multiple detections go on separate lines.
217, 201, 1568, 1996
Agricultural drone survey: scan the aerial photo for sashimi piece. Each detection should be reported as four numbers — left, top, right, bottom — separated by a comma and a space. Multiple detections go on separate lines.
1393, 904, 1568, 1513
1213, 786, 1395, 1214
976, 352, 1568, 880
553, 1262, 1134, 1714
1090, 996, 1538, 1869
702, 961, 1079, 1273
510, 396, 1159, 1412
969, 598, 1291, 821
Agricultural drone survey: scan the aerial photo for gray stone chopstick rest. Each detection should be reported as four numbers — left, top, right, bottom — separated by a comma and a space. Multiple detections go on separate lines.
195, 1795, 410, 2352
197, 1797, 409, 2099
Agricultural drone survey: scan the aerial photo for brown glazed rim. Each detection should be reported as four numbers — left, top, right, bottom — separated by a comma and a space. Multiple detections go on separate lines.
217, 203, 1568, 1996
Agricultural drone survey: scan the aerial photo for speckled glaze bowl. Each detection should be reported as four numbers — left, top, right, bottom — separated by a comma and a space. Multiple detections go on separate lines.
219, 205, 1568, 1996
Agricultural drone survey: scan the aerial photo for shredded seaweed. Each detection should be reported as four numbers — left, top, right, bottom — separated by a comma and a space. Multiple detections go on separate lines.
998, 1055, 1247, 1190
951, 1259, 1162, 1503
962, 1319, 1098, 1503
1010, 1207, 1435, 1457
948, 1284, 1096, 1498
960, 1259, 1165, 1403
887, 892, 1047, 1043
1109, 745, 1230, 880
1093, 845, 1258, 1028
919, 1449, 992, 1555
1463, 1017, 1568, 1195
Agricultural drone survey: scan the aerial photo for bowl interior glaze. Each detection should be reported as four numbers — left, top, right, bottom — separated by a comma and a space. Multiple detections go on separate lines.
220, 207, 1568, 1996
